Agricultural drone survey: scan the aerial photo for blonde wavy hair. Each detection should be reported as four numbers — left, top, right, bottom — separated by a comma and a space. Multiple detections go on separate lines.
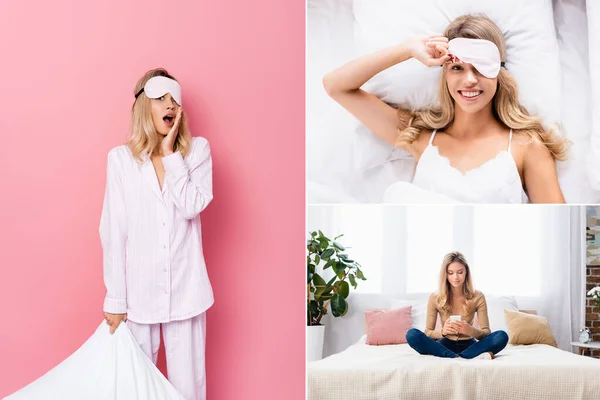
437, 251, 476, 315
396, 14, 568, 161
128, 68, 192, 162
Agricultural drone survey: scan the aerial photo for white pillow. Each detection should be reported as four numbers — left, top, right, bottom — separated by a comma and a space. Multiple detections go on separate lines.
485, 295, 519, 333
353, 0, 561, 120
390, 298, 429, 332
5, 322, 184, 400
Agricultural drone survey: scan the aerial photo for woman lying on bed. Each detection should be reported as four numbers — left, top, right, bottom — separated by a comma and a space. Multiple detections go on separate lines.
323, 14, 568, 204
406, 251, 508, 360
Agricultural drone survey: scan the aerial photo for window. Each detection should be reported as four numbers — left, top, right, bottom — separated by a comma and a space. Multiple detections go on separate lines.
472, 207, 542, 296
332, 206, 383, 293
309, 205, 547, 297
406, 206, 455, 294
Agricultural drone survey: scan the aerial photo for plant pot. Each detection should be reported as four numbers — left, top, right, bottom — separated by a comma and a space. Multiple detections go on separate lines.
306, 324, 326, 362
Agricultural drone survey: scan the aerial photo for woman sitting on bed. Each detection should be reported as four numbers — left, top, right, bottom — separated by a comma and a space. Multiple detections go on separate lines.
323, 14, 568, 204
406, 251, 508, 360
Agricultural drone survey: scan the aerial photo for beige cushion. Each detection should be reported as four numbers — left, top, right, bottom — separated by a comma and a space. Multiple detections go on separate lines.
504, 309, 557, 347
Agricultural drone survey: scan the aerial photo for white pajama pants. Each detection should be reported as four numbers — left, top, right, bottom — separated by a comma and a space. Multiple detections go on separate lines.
126, 313, 206, 400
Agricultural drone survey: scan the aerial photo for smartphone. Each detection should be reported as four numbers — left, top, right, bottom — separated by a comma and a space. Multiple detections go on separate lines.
449, 315, 461, 322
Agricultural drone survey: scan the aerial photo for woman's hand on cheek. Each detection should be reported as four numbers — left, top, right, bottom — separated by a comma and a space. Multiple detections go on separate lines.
162, 107, 183, 156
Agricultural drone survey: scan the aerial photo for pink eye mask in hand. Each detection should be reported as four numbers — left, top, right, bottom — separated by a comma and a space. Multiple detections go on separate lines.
135, 76, 183, 105
447, 38, 505, 79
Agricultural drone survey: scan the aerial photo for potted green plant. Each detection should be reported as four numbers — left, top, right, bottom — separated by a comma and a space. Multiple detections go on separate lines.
307, 230, 366, 361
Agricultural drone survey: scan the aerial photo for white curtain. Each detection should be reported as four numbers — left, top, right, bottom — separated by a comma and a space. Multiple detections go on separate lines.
307, 205, 586, 351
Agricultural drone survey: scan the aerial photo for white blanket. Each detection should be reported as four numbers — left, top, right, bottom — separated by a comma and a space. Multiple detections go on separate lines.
383, 182, 461, 204
3, 322, 184, 400
308, 340, 600, 400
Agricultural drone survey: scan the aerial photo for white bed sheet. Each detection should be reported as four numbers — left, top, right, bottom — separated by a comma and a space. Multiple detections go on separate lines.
308, 340, 600, 400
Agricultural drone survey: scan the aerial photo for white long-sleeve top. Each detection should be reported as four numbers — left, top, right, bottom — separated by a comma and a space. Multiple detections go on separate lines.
100, 136, 214, 324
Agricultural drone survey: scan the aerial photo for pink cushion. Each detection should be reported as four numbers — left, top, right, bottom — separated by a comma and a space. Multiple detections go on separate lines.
364, 306, 412, 345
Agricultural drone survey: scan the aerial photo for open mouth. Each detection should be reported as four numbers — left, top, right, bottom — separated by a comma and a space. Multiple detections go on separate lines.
163, 115, 174, 125
458, 90, 482, 101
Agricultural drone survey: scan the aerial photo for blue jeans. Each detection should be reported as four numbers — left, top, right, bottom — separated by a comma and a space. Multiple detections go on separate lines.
406, 328, 509, 359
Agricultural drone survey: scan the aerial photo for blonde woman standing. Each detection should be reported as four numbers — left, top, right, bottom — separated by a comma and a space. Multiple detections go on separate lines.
323, 14, 568, 204
101, 68, 213, 400
406, 252, 508, 359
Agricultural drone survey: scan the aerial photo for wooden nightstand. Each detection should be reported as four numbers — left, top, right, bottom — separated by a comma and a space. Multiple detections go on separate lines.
570, 341, 600, 356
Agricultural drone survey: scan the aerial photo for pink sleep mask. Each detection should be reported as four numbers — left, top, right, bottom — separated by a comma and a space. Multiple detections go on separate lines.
447, 38, 504, 79
135, 76, 182, 105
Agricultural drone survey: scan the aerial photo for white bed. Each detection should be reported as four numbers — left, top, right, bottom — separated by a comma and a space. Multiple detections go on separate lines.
310, 292, 595, 399
308, 338, 600, 400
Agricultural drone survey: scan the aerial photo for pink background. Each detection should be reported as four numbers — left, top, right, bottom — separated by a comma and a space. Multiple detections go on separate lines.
0, 1, 305, 399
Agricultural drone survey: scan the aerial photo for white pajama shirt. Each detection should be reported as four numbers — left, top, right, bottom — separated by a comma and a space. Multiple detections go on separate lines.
99, 136, 213, 399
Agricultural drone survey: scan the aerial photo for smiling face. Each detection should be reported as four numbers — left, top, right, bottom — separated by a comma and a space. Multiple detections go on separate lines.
151, 93, 180, 136
445, 62, 497, 114
446, 261, 467, 290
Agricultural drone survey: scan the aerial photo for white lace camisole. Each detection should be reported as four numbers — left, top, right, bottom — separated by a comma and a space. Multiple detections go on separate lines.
411, 130, 527, 204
